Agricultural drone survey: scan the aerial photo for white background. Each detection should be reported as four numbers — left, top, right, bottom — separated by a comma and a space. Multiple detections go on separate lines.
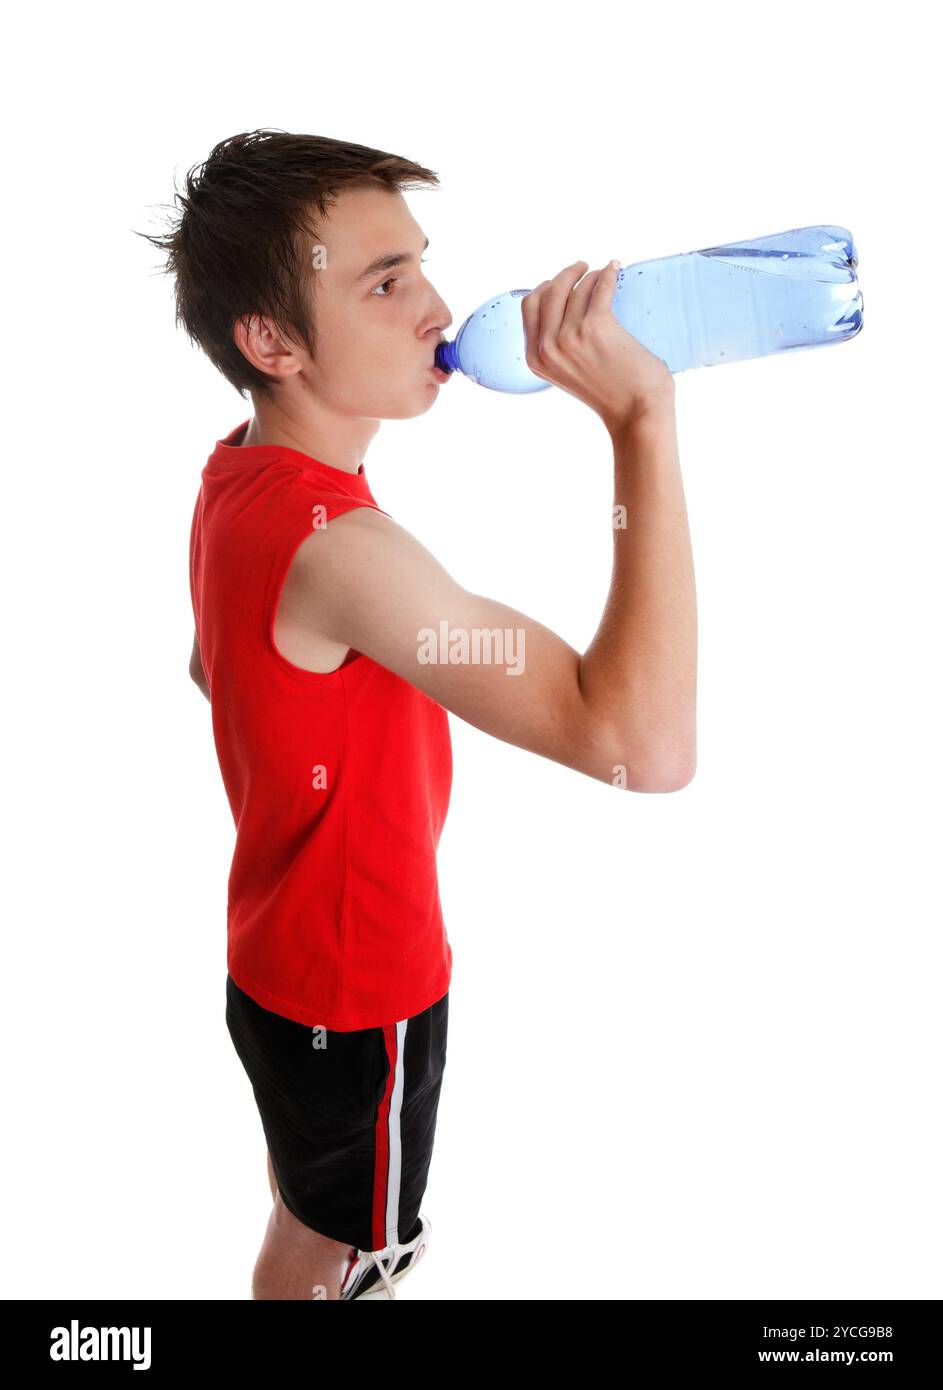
3, 0, 940, 1301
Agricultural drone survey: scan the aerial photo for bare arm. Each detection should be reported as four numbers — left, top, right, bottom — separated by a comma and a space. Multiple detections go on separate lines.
293, 257, 696, 792
580, 405, 697, 787
289, 417, 695, 794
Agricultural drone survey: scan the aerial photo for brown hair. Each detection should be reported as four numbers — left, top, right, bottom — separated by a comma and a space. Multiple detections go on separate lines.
136, 128, 439, 398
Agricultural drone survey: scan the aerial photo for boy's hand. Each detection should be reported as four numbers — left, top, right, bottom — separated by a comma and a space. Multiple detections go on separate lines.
520, 260, 675, 435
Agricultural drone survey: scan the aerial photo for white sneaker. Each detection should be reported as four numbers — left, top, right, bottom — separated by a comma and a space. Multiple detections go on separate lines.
339, 1213, 431, 1300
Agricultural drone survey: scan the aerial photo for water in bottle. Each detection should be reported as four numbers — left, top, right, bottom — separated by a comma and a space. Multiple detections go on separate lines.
434, 225, 863, 393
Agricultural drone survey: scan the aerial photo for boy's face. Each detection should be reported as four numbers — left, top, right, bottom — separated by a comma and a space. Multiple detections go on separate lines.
295, 184, 452, 420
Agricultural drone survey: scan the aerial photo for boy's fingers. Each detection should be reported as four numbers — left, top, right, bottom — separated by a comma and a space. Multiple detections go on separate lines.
537, 260, 591, 340
561, 266, 604, 330
522, 264, 581, 344
586, 259, 621, 315
522, 259, 603, 357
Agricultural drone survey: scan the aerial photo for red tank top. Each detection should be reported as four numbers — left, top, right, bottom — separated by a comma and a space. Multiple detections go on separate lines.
190, 420, 453, 1030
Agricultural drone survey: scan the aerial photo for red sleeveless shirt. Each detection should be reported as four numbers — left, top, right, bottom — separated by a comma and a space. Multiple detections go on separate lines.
189, 420, 453, 1029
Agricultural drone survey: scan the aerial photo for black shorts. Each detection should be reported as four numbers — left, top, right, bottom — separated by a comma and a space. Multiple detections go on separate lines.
224, 974, 448, 1253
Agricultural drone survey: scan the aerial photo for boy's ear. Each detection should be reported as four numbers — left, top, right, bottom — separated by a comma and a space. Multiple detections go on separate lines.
233, 313, 303, 381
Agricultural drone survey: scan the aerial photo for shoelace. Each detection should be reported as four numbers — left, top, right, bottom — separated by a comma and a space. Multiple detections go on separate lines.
366, 1248, 399, 1299
350, 1226, 428, 1300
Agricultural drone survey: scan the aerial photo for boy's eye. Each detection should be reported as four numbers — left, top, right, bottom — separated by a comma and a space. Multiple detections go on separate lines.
371, 258, 429, 298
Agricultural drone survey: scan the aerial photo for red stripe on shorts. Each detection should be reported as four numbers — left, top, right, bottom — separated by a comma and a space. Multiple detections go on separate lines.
371, 1023, 399, 1251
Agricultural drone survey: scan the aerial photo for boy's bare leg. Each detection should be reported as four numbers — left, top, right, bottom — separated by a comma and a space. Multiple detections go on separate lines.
257, 1148, 356, 1300
253, 1190, 354, 1299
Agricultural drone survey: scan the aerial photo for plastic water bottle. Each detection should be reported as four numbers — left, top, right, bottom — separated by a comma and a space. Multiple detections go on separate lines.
433, 225, 862, 393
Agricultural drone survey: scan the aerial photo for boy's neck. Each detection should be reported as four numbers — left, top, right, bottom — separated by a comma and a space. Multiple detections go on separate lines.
240, 402, 378, 476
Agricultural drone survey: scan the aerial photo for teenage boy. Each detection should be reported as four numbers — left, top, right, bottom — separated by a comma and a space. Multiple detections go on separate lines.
144, 128, 696, 1300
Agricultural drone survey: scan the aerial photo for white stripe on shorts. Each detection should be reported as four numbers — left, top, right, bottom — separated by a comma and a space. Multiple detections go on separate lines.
384, 1016, 408, 1247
